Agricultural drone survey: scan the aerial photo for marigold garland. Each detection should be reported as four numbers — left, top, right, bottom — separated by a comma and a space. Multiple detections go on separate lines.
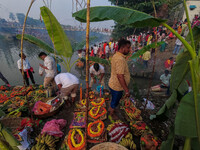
67, 129, 85, 150
81, 99, 86, 105
89, 106, 106, 119
91, 98, 105, 106
87, 120, 104, 137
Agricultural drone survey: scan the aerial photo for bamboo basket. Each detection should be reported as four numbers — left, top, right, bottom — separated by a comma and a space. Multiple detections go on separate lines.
0, 117, 24, 131
90, 142, 128, 150
33, 96, 65, 119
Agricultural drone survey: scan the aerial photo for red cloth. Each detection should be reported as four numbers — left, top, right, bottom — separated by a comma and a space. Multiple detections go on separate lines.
103, 43, 107, 54
41, 119, 67, 137
164, 59, 174, 69
90, 50, 94, 56
25, 67, 34, 78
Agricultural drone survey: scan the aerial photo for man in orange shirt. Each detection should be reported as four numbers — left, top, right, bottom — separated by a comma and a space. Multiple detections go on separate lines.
108, 39, 131, 119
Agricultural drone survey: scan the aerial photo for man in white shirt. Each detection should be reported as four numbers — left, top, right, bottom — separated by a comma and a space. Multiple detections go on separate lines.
93, 44, 98, 57
89, 63, 105, 88
38, 52, 57, 90
105, 44, 110, 59
17, 53, 35, 86
55, 73, 79, 102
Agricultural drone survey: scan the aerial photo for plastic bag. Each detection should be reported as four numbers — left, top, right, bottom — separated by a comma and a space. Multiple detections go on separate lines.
39, 66, 44, 76
141, 98, 155, 110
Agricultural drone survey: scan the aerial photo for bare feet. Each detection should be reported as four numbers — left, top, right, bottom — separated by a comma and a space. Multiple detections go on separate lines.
109, 107, 118, 120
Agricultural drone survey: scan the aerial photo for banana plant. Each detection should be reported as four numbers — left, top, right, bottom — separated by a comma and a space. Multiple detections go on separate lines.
16, 6, 96, 72
72, 1, 200, 149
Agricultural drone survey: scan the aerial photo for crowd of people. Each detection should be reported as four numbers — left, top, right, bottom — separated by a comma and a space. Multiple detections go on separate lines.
1, 15, 199, 119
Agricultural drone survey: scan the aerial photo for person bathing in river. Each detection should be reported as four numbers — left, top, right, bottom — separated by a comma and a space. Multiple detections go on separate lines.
38, 52, 57, 92
89, 63, 105, 89
55, 72, 79, 104
108, 39, 131, 119
151, 70, 171, 95
17, 53, 35, 86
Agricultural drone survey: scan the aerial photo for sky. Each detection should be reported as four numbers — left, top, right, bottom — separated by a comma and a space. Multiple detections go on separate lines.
0, 0, 114, 28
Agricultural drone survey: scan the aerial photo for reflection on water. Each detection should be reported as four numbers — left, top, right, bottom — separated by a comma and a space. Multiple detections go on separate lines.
0, 32, 109, 87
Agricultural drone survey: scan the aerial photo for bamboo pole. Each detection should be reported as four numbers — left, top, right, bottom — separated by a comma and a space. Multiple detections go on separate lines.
20, 0, 35, 87
144, 0, 157, 110
20, 0, 35, 125
85, 0, 90, 149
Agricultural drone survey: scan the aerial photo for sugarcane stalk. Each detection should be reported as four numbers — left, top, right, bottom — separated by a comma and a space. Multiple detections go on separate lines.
85, 0, 90, 149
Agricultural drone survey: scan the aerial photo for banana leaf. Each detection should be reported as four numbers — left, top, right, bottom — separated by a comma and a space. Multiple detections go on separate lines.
40, 6, 72, 57
175, 92, 200, 137
88, 56, 109, 65
72, 36, 98, 51
160, 126, 175, 150
0, 124, 20, 150
129, 41, 165, 60
16, 34, 54, 53
170, 51, 191, 92
72, 6, 166, 27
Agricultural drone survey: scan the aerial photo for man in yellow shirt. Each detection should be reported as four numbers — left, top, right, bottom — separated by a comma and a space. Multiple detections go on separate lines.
142, 51, 151, 69
108, 39, 131, 119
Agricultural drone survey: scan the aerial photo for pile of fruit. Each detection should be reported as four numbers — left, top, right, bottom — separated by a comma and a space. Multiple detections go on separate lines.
31, 133, 59, 150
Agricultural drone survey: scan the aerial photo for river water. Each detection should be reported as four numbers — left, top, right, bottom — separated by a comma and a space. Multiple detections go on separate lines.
0, 31, 109, 87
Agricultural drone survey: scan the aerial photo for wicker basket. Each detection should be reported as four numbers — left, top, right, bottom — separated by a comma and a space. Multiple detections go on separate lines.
0, 117, 24, 131
33, 96, 65, 119
90, 142, 128, 150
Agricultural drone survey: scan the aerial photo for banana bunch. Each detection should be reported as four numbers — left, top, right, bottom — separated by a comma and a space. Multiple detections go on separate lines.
119, 138, 136, 150
31, 133, 59, 150
107, 120, 123, 131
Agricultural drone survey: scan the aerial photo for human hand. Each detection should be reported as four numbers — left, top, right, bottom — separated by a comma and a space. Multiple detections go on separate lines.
39, 64, 43, 68
94, 79, 96, 84
125, 90, 130, 98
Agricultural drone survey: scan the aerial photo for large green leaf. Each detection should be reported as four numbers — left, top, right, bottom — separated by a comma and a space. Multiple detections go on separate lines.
160, 126, 175, 150
72, 36, 98, 51
88, 56, 109, 65
175, 92, 200, 137
186, 26, 200, 45
166, 90, 177, 109
191, 138, 200, 150
40, 6, 72, 57
16, 34, 54, 53
170, 51, 191, 92
129, 41, 165, 60
155, 90, 177, 120
72, 6, 166, 27
0, 124, 20, 150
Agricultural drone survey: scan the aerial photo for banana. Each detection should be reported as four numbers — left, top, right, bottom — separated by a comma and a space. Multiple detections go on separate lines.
31, 145, 36, 150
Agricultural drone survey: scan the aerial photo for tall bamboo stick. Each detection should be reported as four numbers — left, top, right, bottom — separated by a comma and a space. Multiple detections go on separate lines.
85, 0, 90, 148
144, 0, 157, 110
20, 0, 35, 87
85, 0, 90, 98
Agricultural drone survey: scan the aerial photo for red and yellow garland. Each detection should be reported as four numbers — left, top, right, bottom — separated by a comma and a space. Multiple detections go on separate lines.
89, 106, 107, 119
87, 120, 104, 137
91, 98, 105, 107
67, 129, 85, 150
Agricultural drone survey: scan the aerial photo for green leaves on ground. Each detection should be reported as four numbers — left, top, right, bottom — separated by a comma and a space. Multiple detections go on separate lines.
73, 6, 166, 27
16, 34, 54, 53
40, 6, 72, 57
175, 92, 200, 137
155, 90, 177, 120
129, 41, 165, 60
170, 51, 191, 92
